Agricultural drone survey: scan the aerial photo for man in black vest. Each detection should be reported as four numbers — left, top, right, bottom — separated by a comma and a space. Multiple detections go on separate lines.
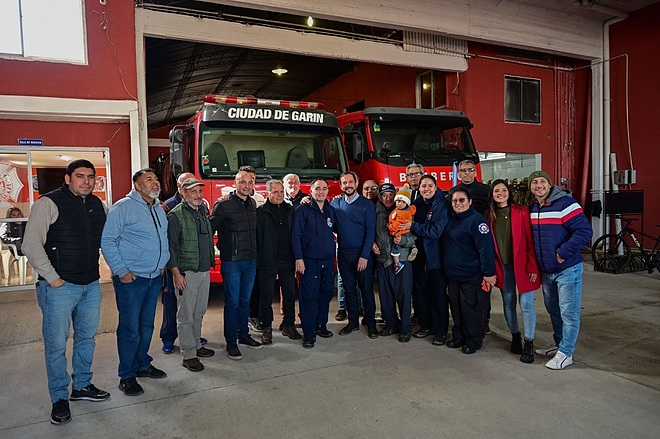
23, 159, 110, 425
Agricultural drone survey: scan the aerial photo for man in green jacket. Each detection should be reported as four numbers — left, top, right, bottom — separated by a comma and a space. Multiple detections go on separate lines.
167, 178, 215, 372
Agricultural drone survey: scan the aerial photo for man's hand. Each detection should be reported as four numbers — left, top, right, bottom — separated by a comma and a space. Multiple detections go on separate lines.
393, 235, 402, 245
556, 253, 565, 264
372, 242, 381, 255
173, 271, 187, 292
399, 221, 412, 231
357, 257, 368, 272
120, 271, 136, 283
296, 259, 305, 275
528, 273, 538, 282
483, 275, 496, 291
49, 278, 65, 288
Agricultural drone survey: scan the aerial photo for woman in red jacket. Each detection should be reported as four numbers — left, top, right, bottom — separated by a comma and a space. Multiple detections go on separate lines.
486, 180, 540, 363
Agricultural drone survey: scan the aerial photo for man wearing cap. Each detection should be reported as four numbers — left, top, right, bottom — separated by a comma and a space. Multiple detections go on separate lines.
372, 183, 416, 342
166, 178, 215, 372
528, 170, 592, 370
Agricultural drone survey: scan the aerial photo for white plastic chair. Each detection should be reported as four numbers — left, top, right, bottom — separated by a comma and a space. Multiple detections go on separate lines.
2, 243, 29, 284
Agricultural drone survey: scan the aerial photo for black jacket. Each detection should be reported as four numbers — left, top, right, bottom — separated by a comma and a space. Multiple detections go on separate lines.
43, 184, 106, 285
210, 193, 257, 262
256, 200, 294, 269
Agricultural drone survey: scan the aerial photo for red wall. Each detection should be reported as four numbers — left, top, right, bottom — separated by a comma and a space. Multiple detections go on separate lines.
304, 63, 419, 116
0, 120, 132, 198
0, 2, 137, 202
610, 2, 660, 238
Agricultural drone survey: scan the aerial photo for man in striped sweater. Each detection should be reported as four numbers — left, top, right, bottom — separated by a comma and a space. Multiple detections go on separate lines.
529, 171, 592, 370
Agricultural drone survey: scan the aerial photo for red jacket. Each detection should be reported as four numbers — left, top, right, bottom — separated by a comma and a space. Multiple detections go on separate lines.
491, 204, 540, 294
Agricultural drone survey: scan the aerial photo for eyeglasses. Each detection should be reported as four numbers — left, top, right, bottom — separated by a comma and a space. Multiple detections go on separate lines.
451, 197, 468, 204
406, 172, 423, 177
364, 186, 378, 191
459, 168, 475, 173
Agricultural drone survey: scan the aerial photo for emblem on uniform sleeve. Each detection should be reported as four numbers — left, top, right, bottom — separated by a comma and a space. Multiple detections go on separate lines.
478, 223, 490, 234
427, 212, 433, 221
327, 218, 333, 228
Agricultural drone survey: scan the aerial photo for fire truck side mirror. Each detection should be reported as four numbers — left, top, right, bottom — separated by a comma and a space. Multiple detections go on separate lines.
352, 133, 367, 163
170, 128, 185, 152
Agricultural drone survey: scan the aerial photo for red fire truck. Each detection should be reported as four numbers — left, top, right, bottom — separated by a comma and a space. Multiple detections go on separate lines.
337, 107, 481, 190
168, 95, 348, 282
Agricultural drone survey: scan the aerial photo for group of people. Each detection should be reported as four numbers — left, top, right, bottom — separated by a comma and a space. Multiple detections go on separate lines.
23, 158, 592, 426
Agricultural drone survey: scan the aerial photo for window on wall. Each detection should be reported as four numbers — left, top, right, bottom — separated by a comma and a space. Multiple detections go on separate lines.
504, 76, 540, 123
416, 70, 446, 109
0, 0, 86, 63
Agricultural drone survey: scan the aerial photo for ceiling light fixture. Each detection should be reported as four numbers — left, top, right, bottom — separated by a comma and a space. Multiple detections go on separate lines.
272, 67, 288, 75
307, 16, 314, 27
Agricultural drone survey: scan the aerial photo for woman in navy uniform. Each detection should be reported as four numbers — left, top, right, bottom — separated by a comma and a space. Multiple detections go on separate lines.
442, 187, 496, 354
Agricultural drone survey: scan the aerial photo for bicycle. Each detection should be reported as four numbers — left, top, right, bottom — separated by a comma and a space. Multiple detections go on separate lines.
591, 216, 660, 274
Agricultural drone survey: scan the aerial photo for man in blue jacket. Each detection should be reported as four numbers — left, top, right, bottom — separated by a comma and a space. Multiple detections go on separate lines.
101, 169, 170, 396
529, 170, 592, 370
332, 172, 378, 338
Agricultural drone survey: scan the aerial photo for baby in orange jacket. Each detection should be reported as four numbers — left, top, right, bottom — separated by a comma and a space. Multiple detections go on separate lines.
388, 185, 416, 274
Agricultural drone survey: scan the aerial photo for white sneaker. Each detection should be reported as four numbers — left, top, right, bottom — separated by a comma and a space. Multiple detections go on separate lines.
535, 344, 558, 357
408, 246, 418, 261
545, 351, 573, 370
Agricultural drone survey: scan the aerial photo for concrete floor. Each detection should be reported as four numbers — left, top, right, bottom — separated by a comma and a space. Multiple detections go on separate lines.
0, 265, 658, 438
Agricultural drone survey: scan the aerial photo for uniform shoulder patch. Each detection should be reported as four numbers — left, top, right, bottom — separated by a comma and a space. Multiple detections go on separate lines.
478, 223, 490, 234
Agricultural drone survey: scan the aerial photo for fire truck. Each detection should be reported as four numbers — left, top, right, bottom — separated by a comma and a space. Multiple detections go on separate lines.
168, 95, 348, 282
337, 107, 481, 190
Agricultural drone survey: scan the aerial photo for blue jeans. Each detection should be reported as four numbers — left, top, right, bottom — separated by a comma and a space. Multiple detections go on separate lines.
221, 259, 256, 345
337, 251, 376, 327
541, 263, 583, 356
113, 275, 162, 379
336, 270, 363, 311
500, 264, 537, 340
36, 280, 101, 403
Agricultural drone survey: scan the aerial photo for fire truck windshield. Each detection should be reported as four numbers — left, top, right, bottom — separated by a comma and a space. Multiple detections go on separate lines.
370, 119, 476, 167
199, 124, 346, 181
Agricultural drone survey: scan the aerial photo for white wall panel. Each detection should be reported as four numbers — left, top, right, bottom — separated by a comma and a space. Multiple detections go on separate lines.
198, 0, 603, 59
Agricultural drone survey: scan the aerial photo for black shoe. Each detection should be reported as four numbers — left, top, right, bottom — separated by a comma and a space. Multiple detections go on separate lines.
510, 332, 523, 355
413, 328, 431, 339
248, 317, 264, 332
200, 337, 208, 345
485, 324, 492, 335
196, 347, 215, 358
118, 377, 144, 397
70, 384, 110, 402
462, 345, 477, 354
447, 339, 464, 348
432, 334, 447, 346
282, 326, 302, 340
379, 327, 400, 337
335, 309, 347, 321
520, 339, 535, 364
399, 332, 411, 343
303, 337, 315, 348
262, 326, 273, 345
182, 358, 205, 372
339, 324, 359, 336
50, 399, 71, 425
136, 365, 167, 379
239, 335, 263, 349
316, 328, 334, 338
226, 344, 242, 360
367, 325, 379, 339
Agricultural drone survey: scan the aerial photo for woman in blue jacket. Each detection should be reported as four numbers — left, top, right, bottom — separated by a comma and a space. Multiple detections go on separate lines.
402, 174, 449, 346
442, 187, 496, 354
291, 178, 337, 349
